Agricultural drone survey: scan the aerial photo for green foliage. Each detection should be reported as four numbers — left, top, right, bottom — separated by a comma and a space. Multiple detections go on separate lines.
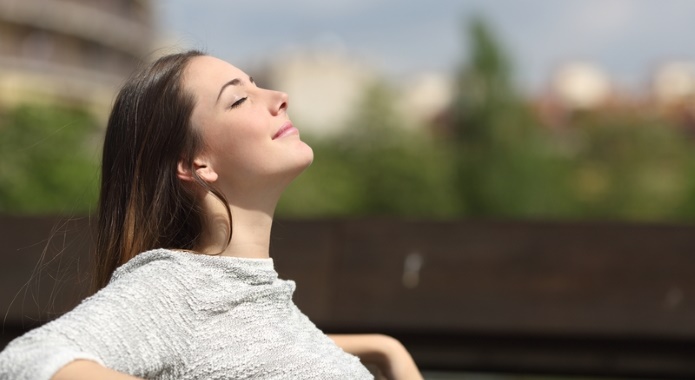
5, 16, 695, 222
448, 15, 695, 222
278, 82, 461, 218
565, 113, 694, 221
0, 103, 100, 214
450, 15, 571, 218
280, 15, 695, 221
452, 16, 519, 145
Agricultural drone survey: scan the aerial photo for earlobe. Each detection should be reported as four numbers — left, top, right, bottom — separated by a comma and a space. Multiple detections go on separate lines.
177, 159, 218, 183
195, 159, 219, 183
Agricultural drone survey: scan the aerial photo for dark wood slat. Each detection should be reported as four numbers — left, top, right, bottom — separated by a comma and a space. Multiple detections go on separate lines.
323, 220, 695, 338
3, 216, 695, 377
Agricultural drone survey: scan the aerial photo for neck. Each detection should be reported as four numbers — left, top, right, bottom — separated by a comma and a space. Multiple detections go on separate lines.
197, 192, 276, 259
221, 205, 274, 259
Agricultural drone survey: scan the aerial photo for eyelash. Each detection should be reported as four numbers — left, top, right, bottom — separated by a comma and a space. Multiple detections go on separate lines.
230, 97, 247, 109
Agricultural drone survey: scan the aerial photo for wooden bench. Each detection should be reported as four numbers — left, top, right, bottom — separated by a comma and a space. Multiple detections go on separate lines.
2, 216, 694, 378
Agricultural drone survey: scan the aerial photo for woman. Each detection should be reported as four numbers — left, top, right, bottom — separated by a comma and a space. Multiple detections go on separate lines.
0, 51, 422, 379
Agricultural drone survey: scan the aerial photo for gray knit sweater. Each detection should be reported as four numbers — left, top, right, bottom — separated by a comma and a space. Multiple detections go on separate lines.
0, 249, 373, 380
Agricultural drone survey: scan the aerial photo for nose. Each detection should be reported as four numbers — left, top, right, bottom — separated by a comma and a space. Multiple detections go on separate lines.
270, 90, 288, 116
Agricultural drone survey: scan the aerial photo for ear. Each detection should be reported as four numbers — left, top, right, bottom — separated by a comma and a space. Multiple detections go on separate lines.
177, 157, 218, 184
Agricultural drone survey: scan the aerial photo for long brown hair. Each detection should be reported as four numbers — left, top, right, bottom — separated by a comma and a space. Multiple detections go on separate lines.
94, 50, 230, 291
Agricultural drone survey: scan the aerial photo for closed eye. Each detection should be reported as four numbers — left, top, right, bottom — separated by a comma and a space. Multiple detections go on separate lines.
230, 97, 247, 109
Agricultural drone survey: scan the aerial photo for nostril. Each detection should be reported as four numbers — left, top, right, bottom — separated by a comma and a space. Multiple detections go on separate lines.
278, 97, 288, 114
280, 92, 289, 110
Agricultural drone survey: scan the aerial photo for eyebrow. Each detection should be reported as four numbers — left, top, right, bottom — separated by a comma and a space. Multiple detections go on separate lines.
215, 76, 255, 104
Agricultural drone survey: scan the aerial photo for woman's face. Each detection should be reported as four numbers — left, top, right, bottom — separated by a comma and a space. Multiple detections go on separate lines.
184, 55, 313, 195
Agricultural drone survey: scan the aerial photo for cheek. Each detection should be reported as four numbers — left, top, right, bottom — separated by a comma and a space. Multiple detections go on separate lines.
207, 124, 271, 175
203, 115, 255, 154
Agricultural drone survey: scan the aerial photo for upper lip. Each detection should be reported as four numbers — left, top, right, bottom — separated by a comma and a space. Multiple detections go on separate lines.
272, 121, 294, 139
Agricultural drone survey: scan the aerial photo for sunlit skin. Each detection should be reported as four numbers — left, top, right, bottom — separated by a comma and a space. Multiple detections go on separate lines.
179, 55, 314, 258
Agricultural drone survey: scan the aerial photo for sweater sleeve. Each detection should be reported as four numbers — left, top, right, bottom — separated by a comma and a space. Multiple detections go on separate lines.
0, 257, 195, 380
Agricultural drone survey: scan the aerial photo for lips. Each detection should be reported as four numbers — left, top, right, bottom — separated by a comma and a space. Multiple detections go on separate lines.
272, 121, 298, 139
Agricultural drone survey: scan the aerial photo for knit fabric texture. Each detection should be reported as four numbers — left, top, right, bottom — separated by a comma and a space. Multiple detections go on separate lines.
0, 249, 374, 380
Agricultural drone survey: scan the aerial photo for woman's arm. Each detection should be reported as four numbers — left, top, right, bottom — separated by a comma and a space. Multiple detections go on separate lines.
0, 258, 194, 380
328, 334, 423, 380
53, 360, 143, 380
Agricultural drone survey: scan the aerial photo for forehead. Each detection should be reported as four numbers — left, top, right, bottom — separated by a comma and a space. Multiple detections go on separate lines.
184, 56, 247, 104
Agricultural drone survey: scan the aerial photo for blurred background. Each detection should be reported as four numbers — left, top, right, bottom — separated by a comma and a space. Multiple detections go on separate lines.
2, 0, 695, 379
3, 0, 695, 220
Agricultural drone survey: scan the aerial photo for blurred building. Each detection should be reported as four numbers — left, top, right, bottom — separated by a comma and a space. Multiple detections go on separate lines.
262, 49, 376, 137
0, 0, 154, 117
396, 72, 453, 130
261, 48, 453, 137
649, 61, 695, 132
651, 61, 695, 106
551, 62, 612, 110
533, 61, 615, 128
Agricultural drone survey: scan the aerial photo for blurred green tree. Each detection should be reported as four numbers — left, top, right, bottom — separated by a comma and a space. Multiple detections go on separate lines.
451, 16, 575, 218
0, 103, 100, 214
280, 15, 695, 222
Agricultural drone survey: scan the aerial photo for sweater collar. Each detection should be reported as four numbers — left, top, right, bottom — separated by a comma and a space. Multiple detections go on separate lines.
114, 248, 278, 285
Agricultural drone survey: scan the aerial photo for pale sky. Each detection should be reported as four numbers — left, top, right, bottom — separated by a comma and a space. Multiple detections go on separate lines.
156, 0, 695, 93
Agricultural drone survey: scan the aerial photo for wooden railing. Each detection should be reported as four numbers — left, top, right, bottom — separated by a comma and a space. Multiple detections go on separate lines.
2, 216, 695, 378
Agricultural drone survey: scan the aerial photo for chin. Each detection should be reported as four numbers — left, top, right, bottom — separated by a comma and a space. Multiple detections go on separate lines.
296, 141, 314, 168
275, 158, 313, 191
271, 142, 314, 185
